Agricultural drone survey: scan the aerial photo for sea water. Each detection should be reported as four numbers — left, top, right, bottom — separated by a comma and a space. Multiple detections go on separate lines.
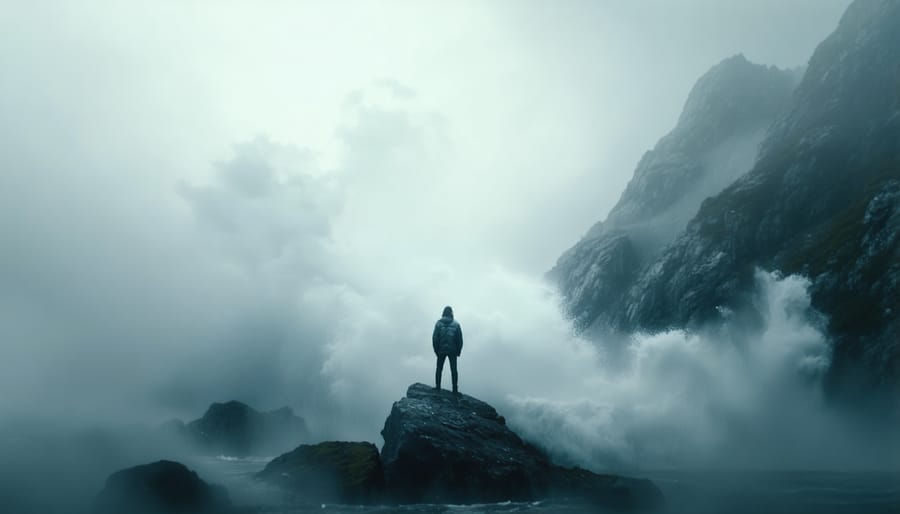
189, 456, 900, 514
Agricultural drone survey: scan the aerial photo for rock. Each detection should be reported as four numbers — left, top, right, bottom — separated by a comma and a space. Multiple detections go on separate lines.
93, 460, 231, 514
256, 441, 384, 504
380, 383, 547, 503
185, 400, 308, 457
158, 418, 188, 438
379, 383, 663, 509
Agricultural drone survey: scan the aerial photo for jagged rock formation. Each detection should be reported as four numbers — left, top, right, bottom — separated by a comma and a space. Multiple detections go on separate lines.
551, 54, 798, 330
379, 383, 663, 508
379, 383, 544, 503
257, 384, 663, 509
93, 460, 231, 514
552, 0, 899, 409
256, 441, 384, 504
179, 400, 308, 457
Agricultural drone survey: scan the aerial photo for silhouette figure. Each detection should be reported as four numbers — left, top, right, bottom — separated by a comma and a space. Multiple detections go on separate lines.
433, 306, 463, 393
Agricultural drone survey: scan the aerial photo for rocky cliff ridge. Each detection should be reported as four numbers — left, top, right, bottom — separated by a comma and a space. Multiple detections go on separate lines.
551, 54, 798, 330
551, 0, 899, 408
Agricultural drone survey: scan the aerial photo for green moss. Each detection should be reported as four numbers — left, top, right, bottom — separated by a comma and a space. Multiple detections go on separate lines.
287, 441, 381, 485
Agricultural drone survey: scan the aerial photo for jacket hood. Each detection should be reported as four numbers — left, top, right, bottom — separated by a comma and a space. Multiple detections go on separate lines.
439, 315, 454, 324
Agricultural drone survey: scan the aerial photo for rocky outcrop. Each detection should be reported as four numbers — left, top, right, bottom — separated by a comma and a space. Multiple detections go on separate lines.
257, 384, 662, 509
379, 383, 545, 503
551, 54, 797, 330
256, 441, 384, 504
183, 400, 308, 457
93, 460, 231, 514
379, 383, 663, 509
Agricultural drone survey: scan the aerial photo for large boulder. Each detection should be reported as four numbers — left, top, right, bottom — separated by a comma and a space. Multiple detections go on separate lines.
185, 400, 308, 457
380, 383, 663, 509
256, 441, 384, 504
93, 460, 231, 514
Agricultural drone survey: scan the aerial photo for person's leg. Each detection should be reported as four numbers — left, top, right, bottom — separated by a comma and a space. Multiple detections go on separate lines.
449, 355, 458, 393
435, 354, 446, 390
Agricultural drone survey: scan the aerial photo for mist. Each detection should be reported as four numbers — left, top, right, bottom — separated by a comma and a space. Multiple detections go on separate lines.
507, 270, 899, 470
5, 0, 897, 512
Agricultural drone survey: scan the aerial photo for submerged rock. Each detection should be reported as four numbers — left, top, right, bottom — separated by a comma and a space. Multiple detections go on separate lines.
380, 383, 663, 509
256, 441, 384, 504
185, 400, 308, 457
93, 460, 231, 514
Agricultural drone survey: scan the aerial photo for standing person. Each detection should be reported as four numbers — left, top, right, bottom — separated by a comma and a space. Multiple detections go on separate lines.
432, 306, 463, 393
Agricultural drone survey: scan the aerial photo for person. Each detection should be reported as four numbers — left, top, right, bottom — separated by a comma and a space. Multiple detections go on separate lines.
432, 305, 463, 393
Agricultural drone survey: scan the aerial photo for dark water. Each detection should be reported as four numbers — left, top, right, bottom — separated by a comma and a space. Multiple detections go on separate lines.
643, 469, 900, 514
190, 457, 900, 514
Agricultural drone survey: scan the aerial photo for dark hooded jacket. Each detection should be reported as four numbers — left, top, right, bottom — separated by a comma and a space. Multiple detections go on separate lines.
432, 315, 463, 356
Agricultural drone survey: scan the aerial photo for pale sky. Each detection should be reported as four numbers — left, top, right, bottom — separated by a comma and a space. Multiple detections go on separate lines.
2, 0, 851, 269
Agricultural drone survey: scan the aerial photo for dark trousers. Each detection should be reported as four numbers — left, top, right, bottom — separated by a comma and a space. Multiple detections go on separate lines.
435, 354, 458, 391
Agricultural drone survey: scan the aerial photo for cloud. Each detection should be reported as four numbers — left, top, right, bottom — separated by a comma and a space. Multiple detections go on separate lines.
2, 72, 883, 469
4, 0, 890, 492
503, 272, 887, 470
11, 4, 900, 512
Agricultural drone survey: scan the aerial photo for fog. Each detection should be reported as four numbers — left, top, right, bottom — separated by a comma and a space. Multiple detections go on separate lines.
507, 271, 890, 470
6, 0, 897, 511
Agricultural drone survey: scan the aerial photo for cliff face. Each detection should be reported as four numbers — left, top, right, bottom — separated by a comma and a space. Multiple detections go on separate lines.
553, 0, 899, 406
551, 55, 798, 330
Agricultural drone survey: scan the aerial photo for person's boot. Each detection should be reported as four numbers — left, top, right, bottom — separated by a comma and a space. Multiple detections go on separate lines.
452, 384, 459, 395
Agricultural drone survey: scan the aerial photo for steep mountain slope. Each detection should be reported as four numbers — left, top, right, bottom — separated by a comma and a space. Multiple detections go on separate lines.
551, 55, 798, 329
616, 0, 900, 404
554, 0, 899, 408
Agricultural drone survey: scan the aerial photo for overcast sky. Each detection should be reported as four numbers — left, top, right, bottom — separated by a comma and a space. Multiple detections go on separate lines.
0, 0, 855, 463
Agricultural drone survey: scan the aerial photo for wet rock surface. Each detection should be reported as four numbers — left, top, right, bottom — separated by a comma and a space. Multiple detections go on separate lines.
380, 383, 548, 503
379, 383, 663, 509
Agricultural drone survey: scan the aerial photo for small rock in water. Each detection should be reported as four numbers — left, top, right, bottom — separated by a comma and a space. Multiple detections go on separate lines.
93, 460, 231, 514
256, 441, 384, 504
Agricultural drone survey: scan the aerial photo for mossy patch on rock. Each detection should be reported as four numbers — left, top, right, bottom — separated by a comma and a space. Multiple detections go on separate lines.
256, 441, 384, 504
